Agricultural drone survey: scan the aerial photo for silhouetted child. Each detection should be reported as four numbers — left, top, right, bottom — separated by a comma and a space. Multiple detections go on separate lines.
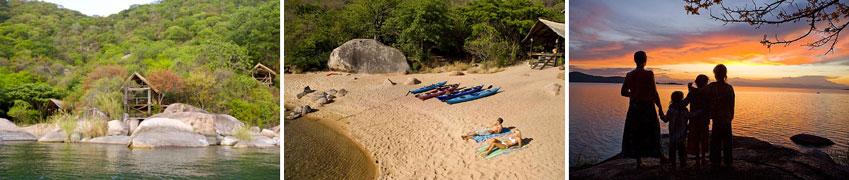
662, 91, 689, 169
685, 74, 710, 166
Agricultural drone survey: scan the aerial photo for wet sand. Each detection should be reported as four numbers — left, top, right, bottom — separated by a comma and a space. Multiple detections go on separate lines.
284, 65, 566, 179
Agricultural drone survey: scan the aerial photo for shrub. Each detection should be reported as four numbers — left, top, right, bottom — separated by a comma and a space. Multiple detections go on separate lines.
83, 65, 127, 90
7, 100, 41, 125
233, 126, 253, 141
94, 92, 123, 120
145, 69, 184, 104
81, 118, 107, 138
49, 112, 78, 143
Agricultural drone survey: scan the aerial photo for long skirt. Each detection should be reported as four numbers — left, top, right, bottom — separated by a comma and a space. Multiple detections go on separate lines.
621, 100, 662, 158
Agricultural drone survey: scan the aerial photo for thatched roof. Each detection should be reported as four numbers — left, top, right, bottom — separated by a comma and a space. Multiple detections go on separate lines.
521, 18, 565, 44
48, 98, 64, 109
253, 63, 277, 75
126, 72, 160, 93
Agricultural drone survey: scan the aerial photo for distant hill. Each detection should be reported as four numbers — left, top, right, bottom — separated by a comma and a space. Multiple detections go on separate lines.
569, 72, 624, 83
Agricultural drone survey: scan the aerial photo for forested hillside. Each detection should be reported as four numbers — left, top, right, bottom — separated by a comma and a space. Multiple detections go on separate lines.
284, 0, 564, 72
0, 0, 280, 127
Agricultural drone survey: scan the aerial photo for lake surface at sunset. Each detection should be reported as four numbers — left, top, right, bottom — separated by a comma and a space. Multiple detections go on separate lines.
570, 83, 849, 166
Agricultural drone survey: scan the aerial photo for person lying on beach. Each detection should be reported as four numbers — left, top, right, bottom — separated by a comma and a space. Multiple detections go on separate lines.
461, 118, 504, 141
478, 129, 522, 158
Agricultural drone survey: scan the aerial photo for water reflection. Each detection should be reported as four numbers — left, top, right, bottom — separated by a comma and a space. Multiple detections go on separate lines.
570, 83, 849, 166
0, 142, 279, 179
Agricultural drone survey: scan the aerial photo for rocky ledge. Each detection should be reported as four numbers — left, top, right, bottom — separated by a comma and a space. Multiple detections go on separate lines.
571, 136, 849, 179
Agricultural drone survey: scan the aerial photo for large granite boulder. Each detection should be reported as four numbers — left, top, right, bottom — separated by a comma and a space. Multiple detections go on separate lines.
0, 118, 37, 141
148, 112, 245, 137
162, 103, 209, 114
20, 123, 55, 139
87, 135, 131, 145
107, 120, 129, 136
261, 129, 277, 138
790, 133, 835, 147
221, 136, 239, 146
38, 128, 66, 142
328, 39, 410, 74
129, 118, 209, 148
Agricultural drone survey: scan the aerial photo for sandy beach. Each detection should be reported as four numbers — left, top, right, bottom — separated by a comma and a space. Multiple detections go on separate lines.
284, 65, 565, 179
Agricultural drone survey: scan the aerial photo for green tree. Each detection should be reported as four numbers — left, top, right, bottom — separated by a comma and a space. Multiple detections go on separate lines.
7, 100, 41, 124
228, 0, 280, 70
164, 25, 191, 42
343, 0, 400, 41
384, 0, 453, 70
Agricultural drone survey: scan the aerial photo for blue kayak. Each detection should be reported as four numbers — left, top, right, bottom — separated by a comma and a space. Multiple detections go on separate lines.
409, 81, 447, 94
437, 85, 483, 101
445, 87, 500, 104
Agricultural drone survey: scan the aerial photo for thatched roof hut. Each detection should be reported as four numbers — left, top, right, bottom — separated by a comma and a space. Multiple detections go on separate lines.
123, 72, 161, 119
252, 63, 277, 86
522, 18, 565, 53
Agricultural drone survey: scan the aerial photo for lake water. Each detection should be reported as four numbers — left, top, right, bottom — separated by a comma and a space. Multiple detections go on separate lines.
284, 118, 376, 180
569, 82, 849, 166
0, 142, 280, 179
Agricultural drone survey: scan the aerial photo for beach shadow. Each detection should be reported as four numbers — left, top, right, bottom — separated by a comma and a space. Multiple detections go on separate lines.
522, 138, 534, 146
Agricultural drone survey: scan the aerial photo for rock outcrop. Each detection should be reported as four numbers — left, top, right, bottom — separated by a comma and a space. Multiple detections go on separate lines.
570, 136, 849, 179
328, 39, 409, 74
0, 118, 37, 141
20, 123, 55, 139
234, 135, 276, 148
88, 135, 131, 145
149, 112, 244, 137
221, 136, 239, 146
107, 120, 129, 136
790, 133, 835, 147
129, 118, 209, 148
38, 128, 66, 142
404, 78, 421, 85
163, 103, 209, 114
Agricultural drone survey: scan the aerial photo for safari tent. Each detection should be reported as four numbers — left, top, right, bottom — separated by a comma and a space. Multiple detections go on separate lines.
522, 18, 565, 69
252, 63, 277, 86
123, 72, 161, 119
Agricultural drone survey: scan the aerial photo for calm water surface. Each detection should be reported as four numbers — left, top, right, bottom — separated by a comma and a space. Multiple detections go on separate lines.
570, 83, 849, 166
0, 142, 279, 179
284, 118, 376, 180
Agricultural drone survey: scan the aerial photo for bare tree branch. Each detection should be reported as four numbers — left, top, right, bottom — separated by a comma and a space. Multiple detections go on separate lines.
684, 0, 848, 54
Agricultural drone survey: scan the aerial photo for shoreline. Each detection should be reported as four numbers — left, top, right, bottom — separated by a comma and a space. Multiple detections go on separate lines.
571, 135, 849, 179
284, 64, 566, 179
282, 104, 379, 179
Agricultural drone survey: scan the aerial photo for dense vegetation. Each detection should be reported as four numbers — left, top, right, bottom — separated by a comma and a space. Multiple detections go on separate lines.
0, 0, 280, 128
284, 0, 564, 72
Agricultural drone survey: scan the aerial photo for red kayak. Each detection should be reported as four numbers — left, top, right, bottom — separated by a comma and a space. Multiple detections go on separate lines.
416, 84, 458, 100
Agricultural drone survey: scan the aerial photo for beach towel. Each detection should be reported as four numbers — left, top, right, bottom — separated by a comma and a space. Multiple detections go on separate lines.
476, 144, 526, 159
472, 128, 511, 143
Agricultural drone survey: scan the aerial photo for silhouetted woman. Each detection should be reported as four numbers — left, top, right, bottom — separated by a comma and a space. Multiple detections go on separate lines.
620, 51, 664, 168
706, 64, 735, 169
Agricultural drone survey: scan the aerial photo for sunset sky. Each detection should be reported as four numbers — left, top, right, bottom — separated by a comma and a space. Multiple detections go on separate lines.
569, 0, 849, 89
